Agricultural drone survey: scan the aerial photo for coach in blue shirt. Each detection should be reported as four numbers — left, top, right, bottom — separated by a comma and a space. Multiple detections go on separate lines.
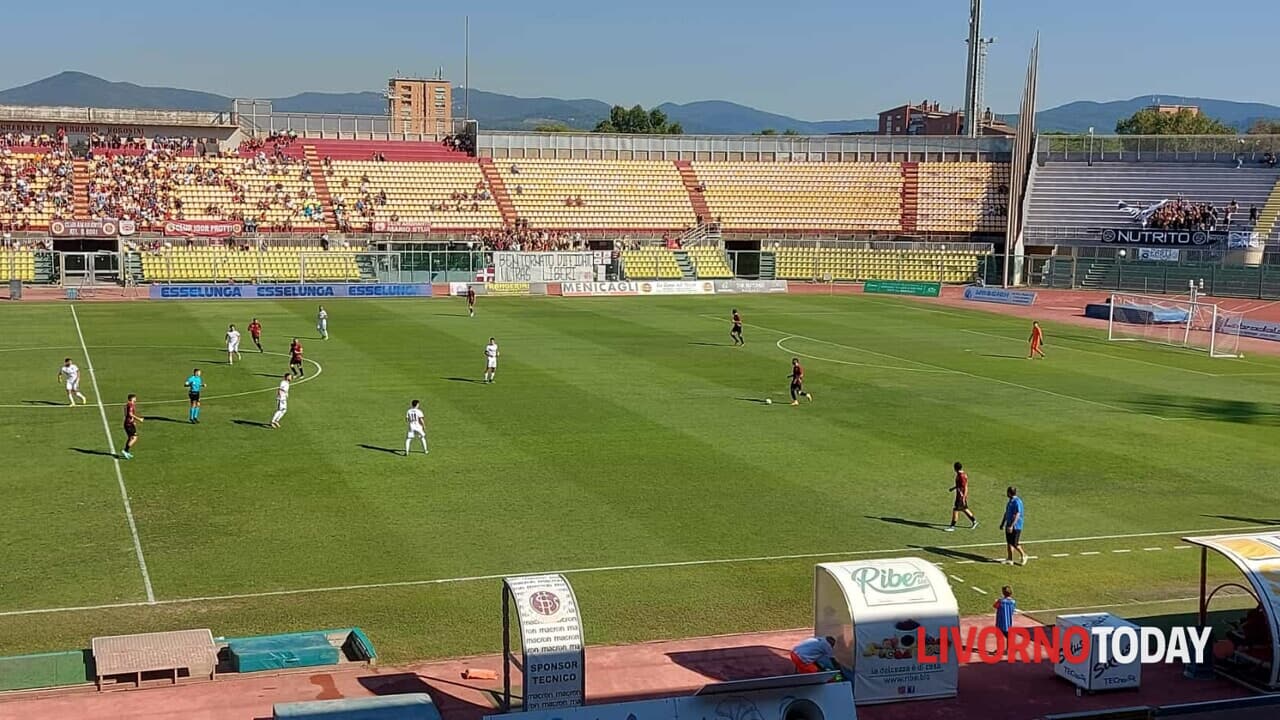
790, 636, 836, 674
1000, 486, 1027, 566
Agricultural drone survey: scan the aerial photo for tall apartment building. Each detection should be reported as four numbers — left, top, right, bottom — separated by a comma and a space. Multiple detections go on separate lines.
388, 77, 453, 137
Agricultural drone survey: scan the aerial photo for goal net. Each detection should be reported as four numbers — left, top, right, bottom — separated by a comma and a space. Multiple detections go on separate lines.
1107, 293, 1242, 358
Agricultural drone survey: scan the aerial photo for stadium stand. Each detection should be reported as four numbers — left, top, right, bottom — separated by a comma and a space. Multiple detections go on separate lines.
86, 152, 328, 231
136, 245, 363, 282
0, 248, 36, 281
694, 162, 903, 232
685, 246, 734, 278
917, 162, 1010, 233
495, 160, 697, 230
772, 245, 989, 283
324, 161, 503, 231
1025, 164, 1280, 239
1, 150, 75, 229
620, 247, 683, 279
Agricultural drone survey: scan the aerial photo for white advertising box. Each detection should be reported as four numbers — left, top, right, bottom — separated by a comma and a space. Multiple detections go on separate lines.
1053, 613, 1141, 692
814, 559, 958, 705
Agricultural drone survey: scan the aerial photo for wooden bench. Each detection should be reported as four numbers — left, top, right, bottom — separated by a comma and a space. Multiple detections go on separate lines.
91, 629, 218, 690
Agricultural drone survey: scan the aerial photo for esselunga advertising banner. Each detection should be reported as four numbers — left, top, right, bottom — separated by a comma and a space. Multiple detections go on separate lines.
962, 286, 1037, 307
150, 283, 433, 300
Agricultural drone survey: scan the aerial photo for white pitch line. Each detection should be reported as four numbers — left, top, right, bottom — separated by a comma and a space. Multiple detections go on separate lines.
70, 306, 155, 604
0, 523, 1274, 619
1174, 545, 1192, 550
1144, 547, 1164, 551
949, 575, 966, 583
1111, 549, 1131, 553
702, 315, 1169, 421
775, 337, 956, 374
1051, 553, 1070, 558
958, 328, 1217, 377
971, 586, 989, 595
1080, 551, 1101, 556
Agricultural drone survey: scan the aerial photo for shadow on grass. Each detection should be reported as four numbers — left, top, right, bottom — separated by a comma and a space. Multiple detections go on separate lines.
1126, 395, 1280, 425
191, 359, 228, 366
865, 515, 945, 531
911, 544, 997, 564
143, 415, 184, 423
1202, 514, 1280, 526
23, 399, 66, 406
71, 447, 116, 458
232, 419, 273, 429
688, 341, 728, 347
443, 377, 481, 384
736, 397, 773, 405
980, 354, 1026, 360
358, 444, 402, 456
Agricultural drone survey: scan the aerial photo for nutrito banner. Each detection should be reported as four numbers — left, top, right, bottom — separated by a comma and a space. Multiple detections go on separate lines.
962, 286, 1037, 307
1099, 228, 1223, 246
863, 280, 941, 297
162, 220, 243, 238
150, 283, 432, 300
713, 279, 790, 294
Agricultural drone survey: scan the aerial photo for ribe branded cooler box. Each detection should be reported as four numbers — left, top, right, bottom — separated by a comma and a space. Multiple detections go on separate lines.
1053, 613, 1141, 692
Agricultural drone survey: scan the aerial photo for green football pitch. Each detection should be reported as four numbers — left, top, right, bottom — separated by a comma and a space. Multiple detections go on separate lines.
0, 294, 1277, 663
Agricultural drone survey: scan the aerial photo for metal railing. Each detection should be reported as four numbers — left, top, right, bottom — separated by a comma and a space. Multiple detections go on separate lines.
1038, 134, 1280, 163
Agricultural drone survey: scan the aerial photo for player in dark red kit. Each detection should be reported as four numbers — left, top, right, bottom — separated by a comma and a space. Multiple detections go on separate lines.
121, 393, 142, 459
730, 309, 744, 346
248, 318, 263, 352
946, 461, 979, 531
789, 358, 813, 406
289, 338, 305, 377
466, 286, 476, 318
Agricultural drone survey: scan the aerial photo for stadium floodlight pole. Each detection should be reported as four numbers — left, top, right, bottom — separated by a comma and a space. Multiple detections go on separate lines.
464, 15, 471, 123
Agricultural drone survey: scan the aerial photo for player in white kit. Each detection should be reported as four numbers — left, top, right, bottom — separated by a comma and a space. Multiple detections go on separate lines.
58, 357, 88, 405
317, 306, 329, 340
226, 324, 242, 364
483, 337, 499, 384
270, 373, 292, 428
404, 399, 429, 455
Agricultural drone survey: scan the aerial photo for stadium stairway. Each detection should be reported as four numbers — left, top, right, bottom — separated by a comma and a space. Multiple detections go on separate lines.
900, 162, 920, 232
72, 160, 90, 219
307, 139, 468, 162
674, 160, 712, 221
760, 252, 776, 279
303, 146, 337, 229
673, 250, 696, 280
1257, 176, 1280, 240
478, 158, 518, 227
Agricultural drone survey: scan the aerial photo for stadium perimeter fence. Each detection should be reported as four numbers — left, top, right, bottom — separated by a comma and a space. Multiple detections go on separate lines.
1035, 248, 1280, 300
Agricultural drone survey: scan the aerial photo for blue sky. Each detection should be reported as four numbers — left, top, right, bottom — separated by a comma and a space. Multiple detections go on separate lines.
2, 0, 1276, 119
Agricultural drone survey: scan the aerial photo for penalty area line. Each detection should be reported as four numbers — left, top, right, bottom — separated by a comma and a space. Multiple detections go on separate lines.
0, 523, 1275, 619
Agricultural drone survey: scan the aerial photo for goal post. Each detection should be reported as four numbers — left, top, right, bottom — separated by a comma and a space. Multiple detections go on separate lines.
1106, 292, 1242, 358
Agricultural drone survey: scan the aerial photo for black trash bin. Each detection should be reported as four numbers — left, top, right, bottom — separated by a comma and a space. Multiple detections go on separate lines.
7, 279, 20, 301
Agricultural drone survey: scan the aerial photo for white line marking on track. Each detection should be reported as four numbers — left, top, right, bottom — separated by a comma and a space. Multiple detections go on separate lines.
70, 306, 155, 604
0, 523, 1274, 618
703, 315, 1170, 420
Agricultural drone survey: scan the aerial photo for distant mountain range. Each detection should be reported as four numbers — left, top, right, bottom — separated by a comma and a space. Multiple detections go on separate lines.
2, 72, 1279, 135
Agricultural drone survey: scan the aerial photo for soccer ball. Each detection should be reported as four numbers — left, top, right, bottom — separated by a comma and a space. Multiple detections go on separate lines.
765, 398, 773, 405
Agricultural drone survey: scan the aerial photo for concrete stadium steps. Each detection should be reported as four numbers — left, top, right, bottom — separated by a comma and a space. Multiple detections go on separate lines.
303, 146, 337, 229
900, 162, 919, 233
1256, 176, 1280, 238
674, 160, 711, 222
71, 160, 90, 219
1026, 163, 1280, 233
477, 158, 518, 227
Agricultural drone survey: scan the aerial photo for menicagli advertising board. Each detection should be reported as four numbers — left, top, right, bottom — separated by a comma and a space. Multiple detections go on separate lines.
559, 281, 716, 297
150, 283, 432, 300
